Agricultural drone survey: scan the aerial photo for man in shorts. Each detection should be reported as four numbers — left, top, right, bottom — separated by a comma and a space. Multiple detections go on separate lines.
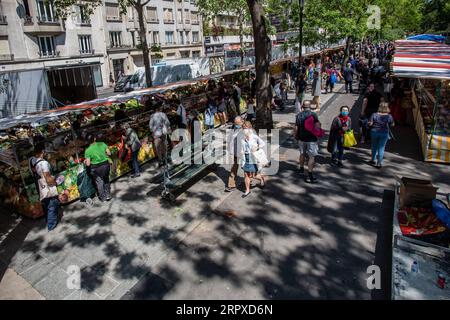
294, 102, 320, 183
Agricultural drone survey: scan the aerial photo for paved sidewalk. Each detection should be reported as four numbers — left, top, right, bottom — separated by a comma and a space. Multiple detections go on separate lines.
123, 85, 449, 299
1, 82, 447, 299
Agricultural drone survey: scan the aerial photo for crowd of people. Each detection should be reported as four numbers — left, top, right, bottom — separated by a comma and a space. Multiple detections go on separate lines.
31, 40, 401, 231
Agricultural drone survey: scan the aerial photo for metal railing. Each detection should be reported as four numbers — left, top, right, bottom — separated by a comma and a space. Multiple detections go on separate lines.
106, 16, 122, 22
163, 19, 174, 24
38, 50, 60, 58
77, 18, 91, 25
147, 18, 159, 23
37, 15, 60, 24
79, 49, 95, 55
107, 44, 131, 50
184, 19, 190, 24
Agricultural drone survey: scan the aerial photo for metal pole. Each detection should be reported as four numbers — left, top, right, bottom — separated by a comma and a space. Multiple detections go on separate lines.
298, 0, 304, 67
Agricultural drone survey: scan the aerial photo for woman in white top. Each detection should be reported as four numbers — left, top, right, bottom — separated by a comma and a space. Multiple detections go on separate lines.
239, 122, 266, 198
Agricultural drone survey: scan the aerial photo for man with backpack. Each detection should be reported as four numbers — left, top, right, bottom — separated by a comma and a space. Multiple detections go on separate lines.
30, 143, 59, 231
294, 101, 323, 183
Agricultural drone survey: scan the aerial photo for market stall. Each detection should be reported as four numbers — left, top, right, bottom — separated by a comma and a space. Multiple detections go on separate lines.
391, 177, 450, 299
392, 39, 450, 163
0, 68, 252, 218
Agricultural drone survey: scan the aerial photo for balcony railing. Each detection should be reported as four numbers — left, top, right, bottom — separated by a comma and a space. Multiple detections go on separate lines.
24, 15, 34, 25
184, 19, 190, 24
107, 44, 131, 50
191, 20, 199, 25
0, 15, 7, 25
163, 19, 174, 24
39, 50, 60, 58
77, 18, 91, 26
106, 16, 122, 22
147, 18, 159, 23
37, 15, 60, 24
79, 49, 95, 55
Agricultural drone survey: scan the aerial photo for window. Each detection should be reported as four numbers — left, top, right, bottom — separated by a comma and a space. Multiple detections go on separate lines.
106, 3, 121, 21
192, 50, 200, 58
127, 6, 136, 21
180, 50, 190, 58
163, 8, 173, 23
92, 65, 103, 87
152, 31, 160, 44
37, 0, 57, 22
78, 5, 90, 24
166, 52, 176, 58
146, 7, 158, 22
177, 9, 182, 23
109, 31, 122, 47
179, 31, 184, 44
185, 31, 190, 43
130, 31, 135, 47
151, 55, 161, 64
192, 31, 199, 43
165, 31, 174, 44
191, 11, 199, 24
38, 36, 56, 57
78, 35, 92, 54
184, 9, 190, 23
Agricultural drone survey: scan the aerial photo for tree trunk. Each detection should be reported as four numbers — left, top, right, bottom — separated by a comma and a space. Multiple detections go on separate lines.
136, 4, 152, 88
247, 0, 273, 129
342, 35, 352, 69
238, 13, 244, 67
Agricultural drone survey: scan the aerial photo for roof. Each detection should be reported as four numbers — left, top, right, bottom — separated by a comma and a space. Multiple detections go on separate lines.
393, 40, 450, 80
406, 34, 446, 43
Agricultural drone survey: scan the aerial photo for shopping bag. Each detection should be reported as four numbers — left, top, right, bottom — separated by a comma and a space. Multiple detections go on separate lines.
118, 137, 131, 162
343, 130, 357, 148
77, 166, 96, 200
253, 149, 269, 168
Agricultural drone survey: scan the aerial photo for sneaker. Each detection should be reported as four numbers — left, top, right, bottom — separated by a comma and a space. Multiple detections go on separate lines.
376, 163, 382, 169
242, 191, 251, 198
225, 187, 236, 192
305, 173, 317, 183
368, 160, 376, 166
337, 161, 344, 168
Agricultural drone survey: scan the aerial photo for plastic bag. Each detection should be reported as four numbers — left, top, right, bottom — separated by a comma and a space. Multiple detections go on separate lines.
343, 130, 357, 148
77, 166, 96, 201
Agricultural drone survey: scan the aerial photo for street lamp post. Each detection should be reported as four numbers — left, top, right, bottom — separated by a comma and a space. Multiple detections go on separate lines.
298, 0, 304, 67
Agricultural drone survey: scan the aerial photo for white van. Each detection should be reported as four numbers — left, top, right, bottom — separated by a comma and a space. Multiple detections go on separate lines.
125, 60, 206, 91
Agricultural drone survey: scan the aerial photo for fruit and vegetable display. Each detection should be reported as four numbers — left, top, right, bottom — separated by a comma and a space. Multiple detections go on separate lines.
398, 206, 447, 236
0, 68, 253, 218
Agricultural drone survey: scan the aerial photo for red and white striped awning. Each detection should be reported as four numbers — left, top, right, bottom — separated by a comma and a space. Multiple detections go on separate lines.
393, 40, 450, 80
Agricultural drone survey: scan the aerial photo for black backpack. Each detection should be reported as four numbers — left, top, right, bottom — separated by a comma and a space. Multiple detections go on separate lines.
295, 112, 307, 140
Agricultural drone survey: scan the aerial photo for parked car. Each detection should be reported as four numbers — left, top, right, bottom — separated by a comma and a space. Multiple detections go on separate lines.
114, 75, 132, 92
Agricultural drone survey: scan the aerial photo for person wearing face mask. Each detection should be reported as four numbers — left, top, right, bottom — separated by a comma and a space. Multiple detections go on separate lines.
328, 106, 352, 168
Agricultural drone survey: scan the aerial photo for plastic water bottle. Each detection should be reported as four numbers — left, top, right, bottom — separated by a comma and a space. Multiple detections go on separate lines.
411, 261, 418, 273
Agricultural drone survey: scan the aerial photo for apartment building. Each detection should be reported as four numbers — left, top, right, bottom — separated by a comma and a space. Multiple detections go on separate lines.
0, 0, 203, 116
204, 12, 253, 57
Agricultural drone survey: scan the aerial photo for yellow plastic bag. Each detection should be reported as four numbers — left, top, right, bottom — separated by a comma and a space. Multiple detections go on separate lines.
343, 130, 357, 148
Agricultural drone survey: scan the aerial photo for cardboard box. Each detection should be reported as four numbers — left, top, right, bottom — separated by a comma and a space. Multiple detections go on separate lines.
399, 177, 438, 208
